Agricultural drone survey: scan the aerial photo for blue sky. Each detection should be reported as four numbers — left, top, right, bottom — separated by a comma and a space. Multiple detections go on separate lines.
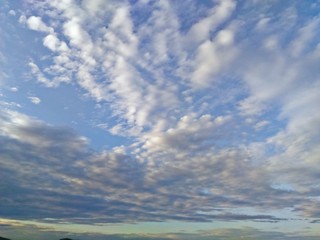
1, 0, 320, 239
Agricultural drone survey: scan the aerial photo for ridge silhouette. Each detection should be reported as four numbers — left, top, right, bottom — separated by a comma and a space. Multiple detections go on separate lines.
0, 237, 74, 240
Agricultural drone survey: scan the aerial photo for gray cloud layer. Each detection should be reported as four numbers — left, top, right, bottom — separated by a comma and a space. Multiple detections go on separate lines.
0, 108, 317, 224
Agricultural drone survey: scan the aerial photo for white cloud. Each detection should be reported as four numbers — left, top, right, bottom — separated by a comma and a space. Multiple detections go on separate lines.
76, 66, 107, 101
19, 0, 205, 135
26, 16, 53, 33
28, 96, 41, 104
263, 35, 279, 50
265, 83, 320, 189
254, 120, 269, 130
191, 40, 220, 87
185, 0, 236, 46
28, 61, 55, 87
191, 44, 237, 87
190, 23, 238, 88
10, 87, 18, 92
18, 14, 27, 24
43, 34, 69, 52
238, 96, 266, 116
81, 0, 115, 17
0, 100, 21, 108
63, 19, 92, 49
8, 10, 16, 16
216, 29, 234, 46
141, 113, 233, 160
255, 17, 270, 30
138, 0, 181, 65
289, 18, 320, 57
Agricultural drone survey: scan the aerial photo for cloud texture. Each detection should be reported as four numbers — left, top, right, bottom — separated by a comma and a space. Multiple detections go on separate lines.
0, 0, 320, 237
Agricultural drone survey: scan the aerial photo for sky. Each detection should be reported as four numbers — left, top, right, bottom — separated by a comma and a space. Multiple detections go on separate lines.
0, 0, 320, 239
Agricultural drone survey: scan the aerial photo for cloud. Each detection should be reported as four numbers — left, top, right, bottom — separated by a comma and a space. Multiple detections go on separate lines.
28, 61, 55, 87
28, 96, 41, 104
142, 114, 232, 155
0, 108, 304, 224
289, 18, 320, 57
1, 222, 319, 240
43, 34, 69, 52
4, 0, 320, 229
9, 87, 18, 92
0, 109, 93, 221
238, 96, 266, 116
22, 0, 182, 134
8, 10, 16, 16
185, 0, 236, 46
26, 16, 53, 33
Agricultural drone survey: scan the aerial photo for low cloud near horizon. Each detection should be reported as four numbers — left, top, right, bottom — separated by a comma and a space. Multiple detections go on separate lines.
0, 220, 319, 240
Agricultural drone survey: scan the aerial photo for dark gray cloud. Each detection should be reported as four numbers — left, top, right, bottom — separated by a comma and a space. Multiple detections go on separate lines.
0, 108, 318, 225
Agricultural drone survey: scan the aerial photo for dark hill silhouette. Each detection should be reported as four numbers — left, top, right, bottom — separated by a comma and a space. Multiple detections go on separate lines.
0, 238, 74, 240
0, 237, 11, 240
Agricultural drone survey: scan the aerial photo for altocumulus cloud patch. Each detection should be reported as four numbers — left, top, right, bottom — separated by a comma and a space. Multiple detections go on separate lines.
0, 0, 320, 239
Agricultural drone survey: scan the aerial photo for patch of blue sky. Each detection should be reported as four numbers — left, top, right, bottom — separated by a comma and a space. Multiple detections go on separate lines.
238, 0, 320, 50
1, 18, 48, 77
0, 12, 27, 73
249, 108, 286, 137
129, 1, 153, 28
171, 0, 216, 33
185, 76, 246, 114
21, 85, 126, 150
273, 0, 320, 19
